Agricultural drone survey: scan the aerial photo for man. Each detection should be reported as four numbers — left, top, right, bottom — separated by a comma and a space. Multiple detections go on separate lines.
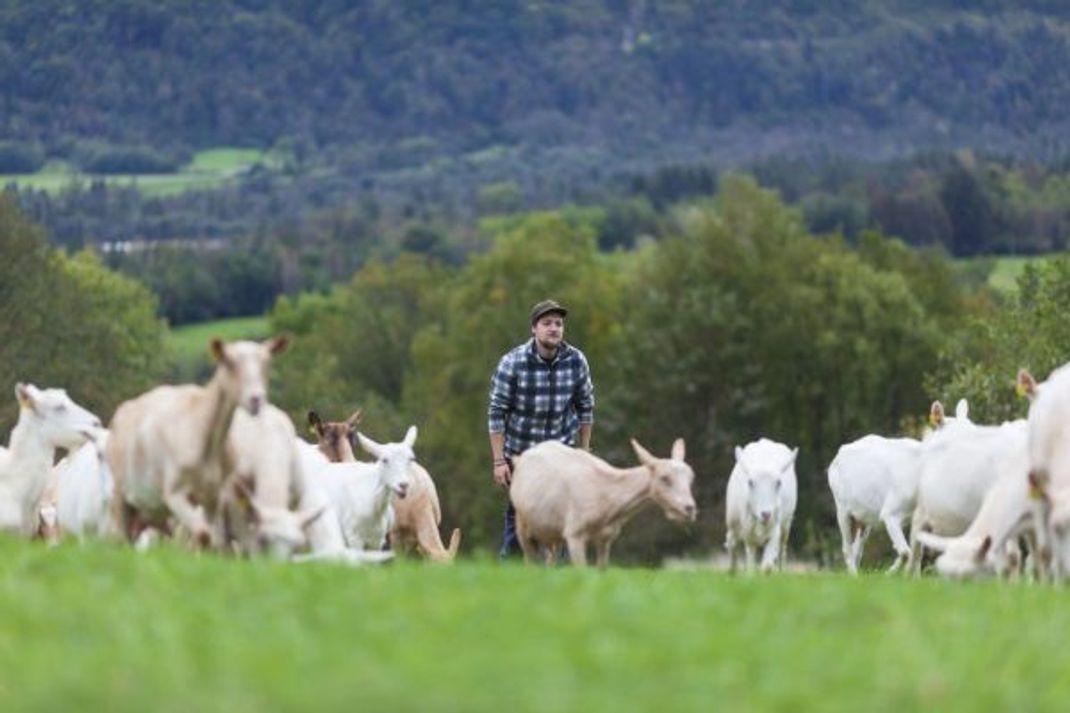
487, 299, 595, 558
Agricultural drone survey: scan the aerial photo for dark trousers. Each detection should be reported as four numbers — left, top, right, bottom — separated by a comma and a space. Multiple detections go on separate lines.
499, 454, 521, 559
500, 502, 521, 559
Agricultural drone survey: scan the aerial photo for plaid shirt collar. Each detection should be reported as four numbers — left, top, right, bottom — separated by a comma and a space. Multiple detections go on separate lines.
525, 338, 572, 366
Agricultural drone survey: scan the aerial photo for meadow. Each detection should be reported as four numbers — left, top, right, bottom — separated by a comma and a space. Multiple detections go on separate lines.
0, 148, 279, 198
0, 538, 1066, 713
166, 315, 271, 369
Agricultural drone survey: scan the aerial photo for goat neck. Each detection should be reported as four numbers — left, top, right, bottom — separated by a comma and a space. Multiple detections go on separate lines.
5, 408, 55, 486
198, 369, 242, 468
594, 461, 654, 525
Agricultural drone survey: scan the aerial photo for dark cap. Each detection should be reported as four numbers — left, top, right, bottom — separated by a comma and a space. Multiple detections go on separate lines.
530, 299, 568, 325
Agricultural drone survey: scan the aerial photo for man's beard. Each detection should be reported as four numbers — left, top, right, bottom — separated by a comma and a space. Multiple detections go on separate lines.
536, 335, 561, 351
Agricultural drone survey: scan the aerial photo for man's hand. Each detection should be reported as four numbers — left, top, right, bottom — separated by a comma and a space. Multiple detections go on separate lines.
493, 460, 512, 488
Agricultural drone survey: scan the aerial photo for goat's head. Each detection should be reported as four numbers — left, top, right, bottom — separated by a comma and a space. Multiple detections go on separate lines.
308, 408, 362, 463
237, 482, 325, 560
210, 336, 290, 416
734, 443, 796, 528
357, 425, 416, 498
632, 437, 696, 523
15, 382, 102, 450
917, 531, 996, 579
929, 398, 971, 428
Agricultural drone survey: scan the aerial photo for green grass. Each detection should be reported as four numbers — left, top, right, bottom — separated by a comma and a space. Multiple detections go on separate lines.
0, 147, 278, 197
167, 315, 270, 367
985, 256, 1037, 293
1, 539, 1067, 712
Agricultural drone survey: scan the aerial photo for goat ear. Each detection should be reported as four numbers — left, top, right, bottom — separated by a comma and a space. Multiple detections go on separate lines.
630, 438, 656, 467
210, 338, 227, 364
1017, 369, 1038, 400
356, 432, 384, 459
403, 425, 418, 448
955, 399, 969, 421
787, 447, 799, 467
265, 334, 291, 356
734, 446, 744, 462
307, 410, 324, 436
975, 535, 993, 563
928, 401, 945, 427
15, 382, 36, 411
1028, 470, 1051, 504
345, 409, 363, 429
670, 438, 685, 462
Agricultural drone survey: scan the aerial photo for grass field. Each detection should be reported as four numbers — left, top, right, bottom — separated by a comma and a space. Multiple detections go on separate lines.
167, 315, 271, 367
0, 148, 278, 198
0, 539, 1066, 712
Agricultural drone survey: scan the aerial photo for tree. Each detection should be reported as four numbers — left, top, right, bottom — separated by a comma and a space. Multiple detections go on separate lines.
0, 198, 167, 433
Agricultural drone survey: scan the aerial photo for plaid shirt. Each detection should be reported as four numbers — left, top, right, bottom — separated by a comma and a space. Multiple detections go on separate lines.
488, 339, 595, 456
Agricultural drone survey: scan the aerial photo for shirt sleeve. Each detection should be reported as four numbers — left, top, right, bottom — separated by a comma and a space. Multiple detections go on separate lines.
488, 352, 517, 434
573, 351, 595, 425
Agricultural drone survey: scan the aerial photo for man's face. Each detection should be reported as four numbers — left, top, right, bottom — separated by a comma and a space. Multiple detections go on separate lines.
532, 313, 565, 349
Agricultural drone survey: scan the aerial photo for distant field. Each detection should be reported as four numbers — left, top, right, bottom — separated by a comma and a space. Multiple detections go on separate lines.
0, 540, 1067, 712
955, 254, 1057, 293
0, 148, 279, 197
167, 315, 270, 367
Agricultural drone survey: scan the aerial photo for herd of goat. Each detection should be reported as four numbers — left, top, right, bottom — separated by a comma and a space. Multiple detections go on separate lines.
3, 335, 1070, 580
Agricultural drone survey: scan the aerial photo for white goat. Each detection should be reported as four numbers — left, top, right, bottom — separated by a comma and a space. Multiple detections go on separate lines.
725, 438, 798, 573
0, 383, 101, 537
225, 404, 326, 559
826, 399, 970, 575
910, 416, 1027, 573
916, 462, 1033, 579
290, 440, 393, 565
106, 337, 289, 549
1019, 365, 1070, 579
308, 427, 416, 552
509, 439, 697, 568
828, 435, 922, 574
48, 428, 114, 541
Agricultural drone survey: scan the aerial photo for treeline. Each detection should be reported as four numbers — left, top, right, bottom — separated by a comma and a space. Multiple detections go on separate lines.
2, 1, 1069, 169
12, 150, 1070, 325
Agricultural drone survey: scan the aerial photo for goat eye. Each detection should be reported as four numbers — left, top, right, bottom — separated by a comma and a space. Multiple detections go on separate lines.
54, 404, 67, 413
747, 479, 754, 488
660, 475, 672, 485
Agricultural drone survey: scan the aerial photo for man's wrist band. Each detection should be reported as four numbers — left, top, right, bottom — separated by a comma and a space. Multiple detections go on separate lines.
494, 459, 507, 465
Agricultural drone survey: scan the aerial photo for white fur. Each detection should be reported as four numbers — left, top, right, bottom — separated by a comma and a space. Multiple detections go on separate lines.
0, 383, 100, 536
725, 438, 798, 573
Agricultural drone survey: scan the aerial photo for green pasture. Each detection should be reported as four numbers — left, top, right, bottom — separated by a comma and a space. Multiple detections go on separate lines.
955, 253, 1060, 294
0, 539, 1065, 712
0, 148, 277, 198
167, 315, 271, 374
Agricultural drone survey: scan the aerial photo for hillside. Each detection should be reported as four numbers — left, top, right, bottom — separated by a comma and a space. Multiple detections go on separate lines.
2, 1, 1069, 164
